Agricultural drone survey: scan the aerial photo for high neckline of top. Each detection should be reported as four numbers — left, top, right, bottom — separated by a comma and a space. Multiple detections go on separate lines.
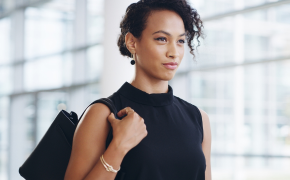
116, 81, 174, 106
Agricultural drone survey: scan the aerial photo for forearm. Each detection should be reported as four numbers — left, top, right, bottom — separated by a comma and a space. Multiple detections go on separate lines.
83, 140, 127, 180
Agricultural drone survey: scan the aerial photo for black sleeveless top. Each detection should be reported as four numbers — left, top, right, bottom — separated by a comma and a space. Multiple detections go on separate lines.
106, 81, 206, 180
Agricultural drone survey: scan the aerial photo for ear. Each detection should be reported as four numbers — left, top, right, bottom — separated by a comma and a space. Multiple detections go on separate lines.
125, 32, 137, 54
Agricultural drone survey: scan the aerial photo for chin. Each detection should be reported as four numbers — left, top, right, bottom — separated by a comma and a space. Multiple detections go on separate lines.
149, 68, 176, 81
159, 74, 175, 81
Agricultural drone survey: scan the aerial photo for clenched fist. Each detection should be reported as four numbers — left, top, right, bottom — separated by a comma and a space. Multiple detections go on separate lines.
107, 107, 148, 153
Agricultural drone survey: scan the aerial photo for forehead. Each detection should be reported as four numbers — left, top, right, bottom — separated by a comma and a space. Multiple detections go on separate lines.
144, 9, 185, 35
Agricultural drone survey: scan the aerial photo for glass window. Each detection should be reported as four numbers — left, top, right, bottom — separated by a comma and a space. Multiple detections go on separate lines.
189, 69, 235, 154
0, 0, 15, 14
190, 17, 235, 68
24, 0, 75, 59
62, 53, 73, 86
276, 4, 290, 24
87, 45, 104, 81
243, 7, 290, 62
24, 54, 73, 91
173, 2, 290, 179
190, 0, 235, 18
35, 83, 101, 144
36, 91, 67, 143
192, 5, 290, 68
0, 18, 11, 65
243, 63, 290, 156
0, 97, 9, 180
22, 95, 37, 155
244, 0, 267, 8
0, 67, 12, 95
85, 83, 101, 104
87, 0, 104, 44
1, 0, 106, 179
8, 94, 36, 180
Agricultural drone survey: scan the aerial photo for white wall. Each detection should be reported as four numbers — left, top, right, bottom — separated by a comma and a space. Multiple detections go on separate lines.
102, 0, 136, 97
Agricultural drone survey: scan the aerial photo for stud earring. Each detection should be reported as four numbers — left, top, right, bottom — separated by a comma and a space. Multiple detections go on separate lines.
130, 53, 135, 65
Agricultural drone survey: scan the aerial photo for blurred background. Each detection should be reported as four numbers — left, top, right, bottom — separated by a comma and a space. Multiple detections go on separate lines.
0, 0, 289, 179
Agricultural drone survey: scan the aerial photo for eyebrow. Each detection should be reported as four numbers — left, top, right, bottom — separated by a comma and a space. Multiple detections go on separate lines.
152, 30, 186, 37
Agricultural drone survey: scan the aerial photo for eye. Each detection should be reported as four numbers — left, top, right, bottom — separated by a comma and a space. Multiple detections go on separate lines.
178, 39, 185, 44
155, 37, 167, 42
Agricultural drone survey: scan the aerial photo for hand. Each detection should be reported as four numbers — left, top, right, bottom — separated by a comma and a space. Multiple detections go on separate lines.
107, 107, 148, 153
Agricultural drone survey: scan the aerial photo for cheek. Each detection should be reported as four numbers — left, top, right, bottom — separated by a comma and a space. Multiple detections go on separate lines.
146, 42, 165, 58
179, 46, 185, 58
139, 41, 165, 64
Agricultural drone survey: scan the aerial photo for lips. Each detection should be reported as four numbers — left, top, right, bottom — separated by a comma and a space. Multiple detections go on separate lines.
163, 62, 178, 65
163, 62, 178, 70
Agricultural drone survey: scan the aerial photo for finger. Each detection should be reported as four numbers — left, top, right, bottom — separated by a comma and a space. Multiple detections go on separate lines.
140, 118, 144, 123
107, 112, 116, 124
117, 107, 134, 117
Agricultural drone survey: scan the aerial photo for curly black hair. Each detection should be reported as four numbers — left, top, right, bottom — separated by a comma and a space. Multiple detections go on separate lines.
117, 0, 204, 60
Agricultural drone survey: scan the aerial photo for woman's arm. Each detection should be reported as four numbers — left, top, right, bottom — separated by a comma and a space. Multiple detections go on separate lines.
64, 103, 126, 180
64, 103, 147, 180
199, 108, 212, 180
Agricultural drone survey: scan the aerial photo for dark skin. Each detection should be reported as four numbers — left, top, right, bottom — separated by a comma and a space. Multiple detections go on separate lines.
64, 9, 211, 180
126, 10, 185, 93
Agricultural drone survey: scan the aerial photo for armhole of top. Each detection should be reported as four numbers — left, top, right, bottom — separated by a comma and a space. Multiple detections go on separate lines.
195, 106, 204, 144
106, 92, 120, 149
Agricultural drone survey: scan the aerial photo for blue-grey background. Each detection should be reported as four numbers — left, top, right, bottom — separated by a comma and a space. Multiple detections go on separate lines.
0, 0, 290, 179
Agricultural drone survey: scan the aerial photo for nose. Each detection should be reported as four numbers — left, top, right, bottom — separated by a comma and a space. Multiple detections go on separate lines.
166, 42, 179, 59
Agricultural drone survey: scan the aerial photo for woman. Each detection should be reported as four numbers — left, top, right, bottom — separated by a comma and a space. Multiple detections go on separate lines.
64, 0, 211, 179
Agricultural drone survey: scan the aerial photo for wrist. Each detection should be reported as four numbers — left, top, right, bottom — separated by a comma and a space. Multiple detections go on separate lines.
109, 138, 128, 157
100, 139, 126, 174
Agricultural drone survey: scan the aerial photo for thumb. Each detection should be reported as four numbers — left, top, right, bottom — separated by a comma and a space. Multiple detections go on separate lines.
107, 112, 116, 124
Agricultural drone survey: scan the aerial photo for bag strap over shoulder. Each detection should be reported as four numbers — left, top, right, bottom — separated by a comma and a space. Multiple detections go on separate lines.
78, 94, 118, 123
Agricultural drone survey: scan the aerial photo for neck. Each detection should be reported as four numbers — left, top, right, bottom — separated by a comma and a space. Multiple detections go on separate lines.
130, 74, 169, 94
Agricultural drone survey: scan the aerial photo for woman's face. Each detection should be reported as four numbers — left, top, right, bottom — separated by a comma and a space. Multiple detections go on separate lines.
135, 10, 186, 81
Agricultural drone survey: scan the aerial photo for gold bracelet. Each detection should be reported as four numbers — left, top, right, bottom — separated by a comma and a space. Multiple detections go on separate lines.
100, 154, 120, 173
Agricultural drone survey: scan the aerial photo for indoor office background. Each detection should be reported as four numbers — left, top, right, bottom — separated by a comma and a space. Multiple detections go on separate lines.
0, 0, 289, 179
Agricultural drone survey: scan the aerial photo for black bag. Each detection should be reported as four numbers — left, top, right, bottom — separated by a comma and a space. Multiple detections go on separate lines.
19, 95, 125, 180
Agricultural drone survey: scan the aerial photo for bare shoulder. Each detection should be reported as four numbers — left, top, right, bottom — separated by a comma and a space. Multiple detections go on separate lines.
64, 102, 111, 180
198, 108, 212, 180
198, 108, 210, 127
74, 102, 112, 147
197, 108, 211, 143
77, 102, 112, 130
